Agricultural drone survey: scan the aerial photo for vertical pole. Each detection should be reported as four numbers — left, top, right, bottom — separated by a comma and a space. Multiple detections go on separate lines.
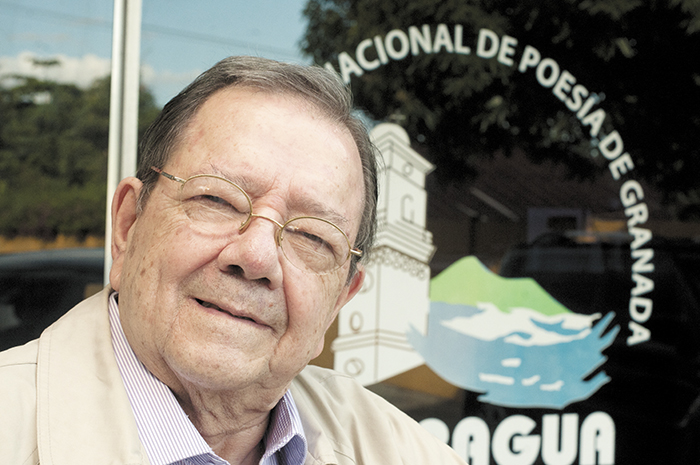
104, 0, 142, 284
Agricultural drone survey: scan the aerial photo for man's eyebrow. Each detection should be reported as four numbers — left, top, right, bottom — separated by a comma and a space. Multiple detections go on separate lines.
206, 164, 252, 188
291, 196, 351, 228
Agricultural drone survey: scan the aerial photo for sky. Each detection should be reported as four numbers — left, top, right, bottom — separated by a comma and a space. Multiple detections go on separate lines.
0, 0, 311, 105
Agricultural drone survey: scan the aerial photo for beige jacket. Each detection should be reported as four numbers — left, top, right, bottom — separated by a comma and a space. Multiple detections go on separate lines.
0, 289, 465, 465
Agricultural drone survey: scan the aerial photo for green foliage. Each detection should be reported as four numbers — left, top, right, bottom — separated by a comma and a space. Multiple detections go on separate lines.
0, 75, 160, 239
301, 0, 700, 216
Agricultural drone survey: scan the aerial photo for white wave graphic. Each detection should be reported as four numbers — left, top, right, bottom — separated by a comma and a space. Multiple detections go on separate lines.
440, 302, 602, 347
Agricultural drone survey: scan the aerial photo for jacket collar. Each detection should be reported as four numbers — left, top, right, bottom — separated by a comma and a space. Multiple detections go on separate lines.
291, 370, 350, 465
36, 288, 149, 464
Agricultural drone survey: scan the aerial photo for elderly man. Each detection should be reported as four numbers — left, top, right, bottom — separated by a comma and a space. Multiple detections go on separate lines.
0, 56, 465, 464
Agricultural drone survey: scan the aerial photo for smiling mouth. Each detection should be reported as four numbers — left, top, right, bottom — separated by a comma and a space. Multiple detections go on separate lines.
196, 299, 256, 323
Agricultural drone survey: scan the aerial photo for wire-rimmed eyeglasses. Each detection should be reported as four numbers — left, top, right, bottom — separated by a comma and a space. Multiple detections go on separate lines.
151, 166, 362, 274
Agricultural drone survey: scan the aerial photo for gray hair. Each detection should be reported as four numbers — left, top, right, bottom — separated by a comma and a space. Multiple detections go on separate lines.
136, 56, 377, 274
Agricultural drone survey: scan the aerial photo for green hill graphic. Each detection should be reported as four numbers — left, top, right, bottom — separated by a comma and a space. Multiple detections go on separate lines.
430, 256, 571, 316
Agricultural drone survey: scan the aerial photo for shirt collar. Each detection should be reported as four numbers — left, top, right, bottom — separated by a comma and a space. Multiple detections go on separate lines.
108, 292, 307, 465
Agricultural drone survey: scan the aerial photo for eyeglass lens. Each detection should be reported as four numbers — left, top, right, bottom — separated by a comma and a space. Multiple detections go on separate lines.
178, 175, 350, 273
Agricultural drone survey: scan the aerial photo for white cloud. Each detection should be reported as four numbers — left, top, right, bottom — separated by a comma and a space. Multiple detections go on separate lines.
0, 51, 203, 105
0, 51, 111, 88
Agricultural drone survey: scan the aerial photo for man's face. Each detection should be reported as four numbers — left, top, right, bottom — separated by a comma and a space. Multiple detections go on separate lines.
110, 87, 365, 396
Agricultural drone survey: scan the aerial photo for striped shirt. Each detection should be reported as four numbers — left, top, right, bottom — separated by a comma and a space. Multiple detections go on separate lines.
108, 293, 307, 465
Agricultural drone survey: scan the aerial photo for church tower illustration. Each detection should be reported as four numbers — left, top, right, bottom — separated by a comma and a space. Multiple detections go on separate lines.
332, 123, 436, 386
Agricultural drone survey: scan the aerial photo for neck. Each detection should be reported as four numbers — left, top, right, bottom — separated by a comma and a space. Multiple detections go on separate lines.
173, 382, 285, 465
129, 340, 290, 463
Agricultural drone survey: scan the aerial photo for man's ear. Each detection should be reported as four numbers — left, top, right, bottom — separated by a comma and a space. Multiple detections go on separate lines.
109, 177, 142, 291
311, 264, 366, 359
340, 265, 366, 312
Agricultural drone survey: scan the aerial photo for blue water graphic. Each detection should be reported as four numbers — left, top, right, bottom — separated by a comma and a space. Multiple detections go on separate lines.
407, 302, 619, 409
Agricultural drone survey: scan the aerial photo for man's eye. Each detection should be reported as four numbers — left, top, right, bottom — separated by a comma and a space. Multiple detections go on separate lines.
295, 228, 318, 241
201, 194, 233, 207
183, 194, 246, 224
288, 227, 333, 251
190, 194, 237, 210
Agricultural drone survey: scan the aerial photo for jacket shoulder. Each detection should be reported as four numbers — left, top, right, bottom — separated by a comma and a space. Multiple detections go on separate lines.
0, 337, 39, 367
292, 365, 466, 464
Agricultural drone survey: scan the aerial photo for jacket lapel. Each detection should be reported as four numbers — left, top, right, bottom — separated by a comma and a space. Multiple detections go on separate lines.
36, 288, 148, 464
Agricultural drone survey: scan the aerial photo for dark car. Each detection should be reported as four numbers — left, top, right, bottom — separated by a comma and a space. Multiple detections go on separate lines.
0, 247, 105, 352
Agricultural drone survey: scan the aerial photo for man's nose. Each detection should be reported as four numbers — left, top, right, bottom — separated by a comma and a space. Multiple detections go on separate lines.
217, 215, 284, 289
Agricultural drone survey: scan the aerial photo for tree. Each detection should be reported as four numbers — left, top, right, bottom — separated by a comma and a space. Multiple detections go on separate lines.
301, 0, 700, 218
0, 74, 160, 239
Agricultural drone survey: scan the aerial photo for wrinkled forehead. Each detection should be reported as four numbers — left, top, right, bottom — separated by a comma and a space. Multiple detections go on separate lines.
173, 86, 356, 167
178, 85, 361, 168
191, 84, 346, 134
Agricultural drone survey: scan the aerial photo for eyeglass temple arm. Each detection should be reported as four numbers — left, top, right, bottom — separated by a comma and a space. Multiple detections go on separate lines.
151, 166, 185, 183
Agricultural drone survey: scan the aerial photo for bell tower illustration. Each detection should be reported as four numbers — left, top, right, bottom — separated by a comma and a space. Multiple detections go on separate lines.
332, 122, 436, 386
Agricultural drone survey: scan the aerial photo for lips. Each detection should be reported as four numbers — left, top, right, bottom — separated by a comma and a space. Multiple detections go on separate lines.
196, 298, 256, 323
